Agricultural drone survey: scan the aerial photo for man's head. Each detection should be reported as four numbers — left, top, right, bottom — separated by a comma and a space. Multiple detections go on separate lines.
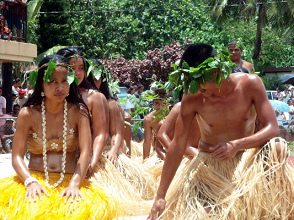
228, 40, 243, 63
13, 104, 20, 116
137, 84, 144, 94
18, 89, 26, 98
153, 89, 166, 111
180, 43, 217, 68
14, 78, 21, 87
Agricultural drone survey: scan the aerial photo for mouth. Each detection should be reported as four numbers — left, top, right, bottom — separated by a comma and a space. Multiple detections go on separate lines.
55, 93, 64, 97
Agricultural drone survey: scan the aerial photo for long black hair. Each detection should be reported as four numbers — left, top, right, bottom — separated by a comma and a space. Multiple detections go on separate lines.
56, 47, 96, 91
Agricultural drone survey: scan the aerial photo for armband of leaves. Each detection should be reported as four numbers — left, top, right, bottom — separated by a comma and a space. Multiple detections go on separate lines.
169, 49, 236, 98
29, 59, 78, 87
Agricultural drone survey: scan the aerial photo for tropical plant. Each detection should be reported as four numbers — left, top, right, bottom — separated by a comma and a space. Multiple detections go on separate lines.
206, 0, 294, 63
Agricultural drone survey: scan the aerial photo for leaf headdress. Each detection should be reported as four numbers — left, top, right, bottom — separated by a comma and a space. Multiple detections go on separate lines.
169, 49, 236, 98
29, 59, 78, 87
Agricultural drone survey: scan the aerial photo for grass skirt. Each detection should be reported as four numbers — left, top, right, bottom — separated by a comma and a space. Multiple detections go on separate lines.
89, 156, 153, 216
0, 171, 120, 220
164, 138, 294, 219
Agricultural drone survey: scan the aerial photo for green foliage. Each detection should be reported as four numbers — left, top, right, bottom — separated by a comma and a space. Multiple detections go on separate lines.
261, 75, 282, 90
169, 49, 235, 97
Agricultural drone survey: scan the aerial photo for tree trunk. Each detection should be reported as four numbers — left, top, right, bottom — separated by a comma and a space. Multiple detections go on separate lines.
252, 0, 265, 61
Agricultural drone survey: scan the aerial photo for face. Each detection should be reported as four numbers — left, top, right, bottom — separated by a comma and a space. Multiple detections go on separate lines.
0, 89, 2, 96
13, 106, 20, 115
94, 77, 102, 89
228, 45, 242, 62
138, 87, 144, 93
153, 99, 163, 111
131, 88, 135, 94
42, 66, 70, 102
69, 57, 85, 85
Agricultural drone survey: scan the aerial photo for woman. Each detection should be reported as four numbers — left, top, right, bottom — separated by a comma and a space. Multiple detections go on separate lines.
88, 59, 157, 201
0, 55, 119, 219
56, 48, 109, 177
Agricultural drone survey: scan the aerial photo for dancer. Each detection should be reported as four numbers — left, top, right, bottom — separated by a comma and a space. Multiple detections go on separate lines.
148, 43, 294, 219
56, 48, 109, 177
0, 55, 119, 219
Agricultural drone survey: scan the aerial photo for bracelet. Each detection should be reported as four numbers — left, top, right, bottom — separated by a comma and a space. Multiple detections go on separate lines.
24, 177, 39, 188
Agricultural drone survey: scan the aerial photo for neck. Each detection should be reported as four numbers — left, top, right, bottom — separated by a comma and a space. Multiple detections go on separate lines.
43, 98, 64, 114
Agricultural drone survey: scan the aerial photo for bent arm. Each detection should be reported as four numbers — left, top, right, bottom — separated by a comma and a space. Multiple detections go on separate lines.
108, 101, 124, 155
12, 109, 32, 182
90, 93, 109, 168
68, 112, 91, 188
143, 117, 152, 159
233, 75, 279, 151
156, 97, 194, 199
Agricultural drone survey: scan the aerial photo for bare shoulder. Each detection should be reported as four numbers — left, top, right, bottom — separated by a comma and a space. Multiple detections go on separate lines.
144, 111, 155, 123
17, 106, 40, 129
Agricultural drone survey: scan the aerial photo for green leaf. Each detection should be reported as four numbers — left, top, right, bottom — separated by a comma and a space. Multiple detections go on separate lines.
29, 70, 38, 86
44, 60, 56, 84
189, 80, 200, 95
67, 71, 76, 84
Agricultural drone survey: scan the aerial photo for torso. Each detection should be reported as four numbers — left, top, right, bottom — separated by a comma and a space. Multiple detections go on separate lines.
186, 73, 257, 152
25, 103, 80, 174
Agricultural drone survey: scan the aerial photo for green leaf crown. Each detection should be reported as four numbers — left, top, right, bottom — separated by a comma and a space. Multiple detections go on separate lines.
169, 49, 236, 98
29, 59, 78, 87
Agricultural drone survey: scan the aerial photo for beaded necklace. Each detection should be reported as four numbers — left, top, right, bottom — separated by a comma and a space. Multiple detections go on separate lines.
42, 99, 68, 187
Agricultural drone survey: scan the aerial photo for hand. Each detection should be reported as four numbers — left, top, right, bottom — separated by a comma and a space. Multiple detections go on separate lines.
147, 197, 166, 220
209, 142, 238, 161
106, 151, 118, 166
25, 182, 49, 202
60, 186, 84, 203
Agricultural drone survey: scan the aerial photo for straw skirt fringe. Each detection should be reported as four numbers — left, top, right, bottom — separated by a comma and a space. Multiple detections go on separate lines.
0, 171, 120, 220
164, 137, 294, 220
90, 156, 153, 216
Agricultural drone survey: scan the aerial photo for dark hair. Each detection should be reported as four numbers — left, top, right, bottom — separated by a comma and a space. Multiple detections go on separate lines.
13, 104, 20, 109
56, 47, 95, 90
127, 86, 134, 94
232, 66, 249, 73
87, 58, 114, 100
137, 84, 144, 89
180, 43, 217, 68
228, 40, 243, 50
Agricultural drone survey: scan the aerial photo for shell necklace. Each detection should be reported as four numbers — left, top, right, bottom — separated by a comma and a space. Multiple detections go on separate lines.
42, 99, 68, 188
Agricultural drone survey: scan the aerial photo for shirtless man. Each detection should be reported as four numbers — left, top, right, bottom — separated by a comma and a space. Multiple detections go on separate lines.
143, 90, 167, 160
156, 102, 199, 160
228, 40, 254, 72
148, 43, 283, 219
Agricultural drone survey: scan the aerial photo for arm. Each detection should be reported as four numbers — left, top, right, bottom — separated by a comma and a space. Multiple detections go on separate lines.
143, 115, 153, 159
148, 95, 195, 219
12, 108, 49, 201
88, 92, 109, 176
106, 100, 124, 166
210, 75, 279, 160
60, 107, 91, 202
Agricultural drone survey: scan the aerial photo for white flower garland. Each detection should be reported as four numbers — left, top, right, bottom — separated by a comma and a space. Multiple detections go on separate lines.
42, 99, 68, 188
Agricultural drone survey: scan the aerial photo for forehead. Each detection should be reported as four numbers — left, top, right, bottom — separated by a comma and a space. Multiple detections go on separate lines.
69, 56, 84, 66
154, 99, 163, 103
52, 66, 68, 77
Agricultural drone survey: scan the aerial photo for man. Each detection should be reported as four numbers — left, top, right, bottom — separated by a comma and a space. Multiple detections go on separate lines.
156, 102, 199, 160
14, 88, 27, 108
228, 40, 254, 72
148, 43, 293, 219
143, 89, 167, 160
0, 87, 6, 115
135, 84, 144, 98
2, 0, 27, 41
12, 78, 21, 95
0, 118, 15, 153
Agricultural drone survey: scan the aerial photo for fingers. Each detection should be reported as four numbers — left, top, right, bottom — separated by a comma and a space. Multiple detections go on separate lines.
60, 189, 84, 203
